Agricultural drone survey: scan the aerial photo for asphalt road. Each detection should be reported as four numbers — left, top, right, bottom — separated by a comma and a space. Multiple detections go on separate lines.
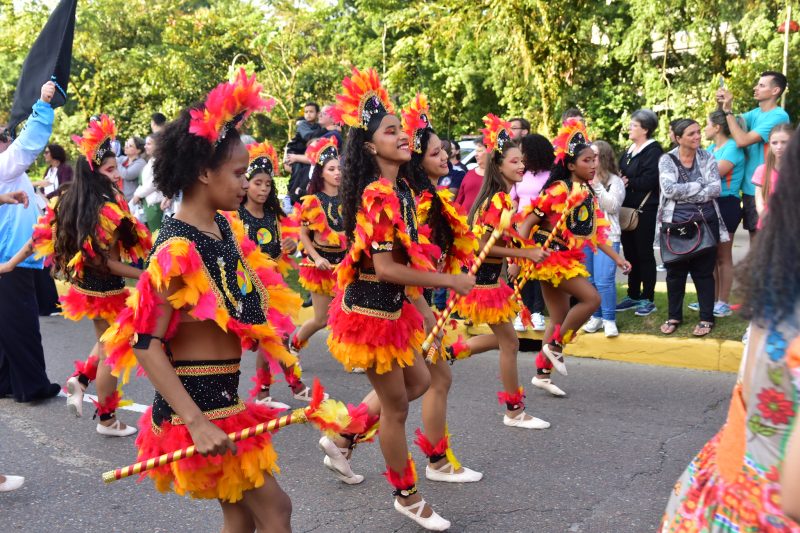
1, 316, 735, 533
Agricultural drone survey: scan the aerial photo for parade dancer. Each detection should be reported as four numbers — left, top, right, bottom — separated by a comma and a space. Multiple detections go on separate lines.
518, 118, 629, 395
289, 136, 351, 370
5, 115, 152, 436
101, 70, 301, 530
237, 140, 314, 409
441, 114, 548, 430
321, 67, 474, 531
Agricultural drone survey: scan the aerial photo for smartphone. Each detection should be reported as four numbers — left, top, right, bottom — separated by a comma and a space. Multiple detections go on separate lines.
719, 75, 725, 89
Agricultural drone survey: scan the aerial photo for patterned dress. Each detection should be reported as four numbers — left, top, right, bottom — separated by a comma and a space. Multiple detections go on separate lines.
661, 313, 800, 532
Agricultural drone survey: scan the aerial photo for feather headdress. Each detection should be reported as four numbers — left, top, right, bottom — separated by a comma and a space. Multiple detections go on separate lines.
189, 69, 274, 145
71, 114, 117, 170
330, 67, 394, 130
553, 117, 591, 164
401, 93, 432, 154
246, 141, 280, 179
481, 114, 512, 154
305, 136, 339, 167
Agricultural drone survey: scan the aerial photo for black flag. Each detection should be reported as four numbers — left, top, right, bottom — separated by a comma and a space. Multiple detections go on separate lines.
7, 0, 77, 134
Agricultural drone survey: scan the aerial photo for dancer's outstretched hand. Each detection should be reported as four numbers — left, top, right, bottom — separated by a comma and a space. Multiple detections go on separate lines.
450, 273, 475, 296
188, 418, 237, 456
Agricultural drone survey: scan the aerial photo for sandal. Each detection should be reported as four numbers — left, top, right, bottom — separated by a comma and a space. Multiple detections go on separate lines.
693, 321, 714, 337
660, 320, 681, 335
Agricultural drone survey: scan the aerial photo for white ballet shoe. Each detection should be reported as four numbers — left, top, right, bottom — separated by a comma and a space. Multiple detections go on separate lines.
323, 456, 364, 485
293, 386, 329, 402
425, 462, 483, 483
503, 411, 550, 429
393, 497, 451, 531
531, 376, 566, 397
0, 475, 25, 492
318, 436, 362, 483
254, 396, 290, 410
543, 343, 568, 376
66, 376, 84, 418
96, 419, 137, 437
350, 367, 366, 374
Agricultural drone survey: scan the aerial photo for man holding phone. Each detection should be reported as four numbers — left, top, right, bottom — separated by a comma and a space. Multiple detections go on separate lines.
716, 71, 790, 239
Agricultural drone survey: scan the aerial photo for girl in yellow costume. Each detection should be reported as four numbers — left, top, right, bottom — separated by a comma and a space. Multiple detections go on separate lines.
4, 115, 151, 437
236, 140, 316, 410
518, 118, 629, 392
101, 70, 300, 529
452, 114, 551, 430
288, 136, 349, 367
322, 67, 474, 531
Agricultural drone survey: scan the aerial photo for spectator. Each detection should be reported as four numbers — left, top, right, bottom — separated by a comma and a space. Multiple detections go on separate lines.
717, 71, 791, 240
753, 123, 794, 218
455, 139, 486, 212
285, 102, 325, 204
658, 119, 728, 337
511, 133, 554, 332
117, 136, 146, 201
0, 81, 61, 402
668, 119, 681, 150
438, 139, 466, 194
582, 140, 626, 337
150, 112, 167, 133
616, 109, 663, 317
36, 143, 72, 199
561, 107, 584, 124
702, 110, 746, 318
509, 117, 530, 140
132, 133, 164, 232
318, 104, 343, 147
448, 139, 468, 174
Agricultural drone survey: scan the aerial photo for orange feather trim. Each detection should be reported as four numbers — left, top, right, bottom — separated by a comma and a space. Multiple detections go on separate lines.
246, 140, 280, 178
400, 93, 431, 153
481, 113, 512, 154
383, 454, 418, 490
553, 118, 591, 164
305, 136, 339, 167
454, 280, 518, 325
416, 189, 476, 274
331, 67, 394, 130
71, 114, 117, 169
298, 194, 343, 247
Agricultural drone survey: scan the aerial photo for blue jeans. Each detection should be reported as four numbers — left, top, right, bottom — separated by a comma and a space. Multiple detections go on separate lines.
583, 242, 619, 320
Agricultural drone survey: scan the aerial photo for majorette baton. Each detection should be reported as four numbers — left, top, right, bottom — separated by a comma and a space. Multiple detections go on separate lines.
423, 208, 513, 362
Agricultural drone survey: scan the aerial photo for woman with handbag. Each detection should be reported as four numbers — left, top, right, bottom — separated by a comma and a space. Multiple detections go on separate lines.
658, 119, 729, 337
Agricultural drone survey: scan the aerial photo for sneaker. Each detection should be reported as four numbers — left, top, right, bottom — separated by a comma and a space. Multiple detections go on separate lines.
656, 263, 666, 272
531, 313, 546, 331
714, 302, 732, 318
513, 315, 526, 332
616, 297, 640, 312
603, 320, 619, 338
687, 302, 700, 312
582, 316, 603, 333
634, 301, 657, 316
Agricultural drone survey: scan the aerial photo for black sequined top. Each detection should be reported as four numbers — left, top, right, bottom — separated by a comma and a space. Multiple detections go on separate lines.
151, 214, 267, 325
238, 205, 282, 261
314, 192, 344, 234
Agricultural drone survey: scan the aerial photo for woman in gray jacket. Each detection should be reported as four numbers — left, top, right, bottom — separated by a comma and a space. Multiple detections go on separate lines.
658, 119, 729, 337
117, 136, 146, 201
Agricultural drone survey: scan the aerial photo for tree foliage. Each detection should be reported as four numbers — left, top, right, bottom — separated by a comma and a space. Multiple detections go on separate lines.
0, 0, 797, 154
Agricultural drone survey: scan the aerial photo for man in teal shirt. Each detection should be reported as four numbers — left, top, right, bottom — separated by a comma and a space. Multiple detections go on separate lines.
717, 70, 790, 240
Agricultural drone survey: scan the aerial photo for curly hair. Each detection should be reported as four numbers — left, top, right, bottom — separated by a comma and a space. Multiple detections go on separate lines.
520, 134, 554, 174
53, 155, 136, 281
737, 130, 800, 325
152, 105, 243, 199
467, 140, 519, 225
341, 126, 382, 241
406, 129, 454, 254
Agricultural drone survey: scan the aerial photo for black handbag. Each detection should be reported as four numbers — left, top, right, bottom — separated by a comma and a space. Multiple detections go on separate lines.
659, 155, 717, 265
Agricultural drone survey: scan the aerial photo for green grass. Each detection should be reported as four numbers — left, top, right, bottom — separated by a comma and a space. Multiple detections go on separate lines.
284, 268, 308, 298
614, 285, 747, 341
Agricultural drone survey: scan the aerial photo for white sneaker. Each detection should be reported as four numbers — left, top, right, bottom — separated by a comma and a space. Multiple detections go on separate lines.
513, 315, 525, 332
425, 462, 483, 483
603, 320, 619, 338
531, 313, 546, 331
502, 411, 550, 429
393, 498, 451, 531
583, 316, 603, 333
318, 436, 363, 484
254, 396, 290, 410
66, 376, 84, 418
350, 367, 366, 374
0, 475, 24, 492
96, 419, 137, 437
531, 376, 566, 397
